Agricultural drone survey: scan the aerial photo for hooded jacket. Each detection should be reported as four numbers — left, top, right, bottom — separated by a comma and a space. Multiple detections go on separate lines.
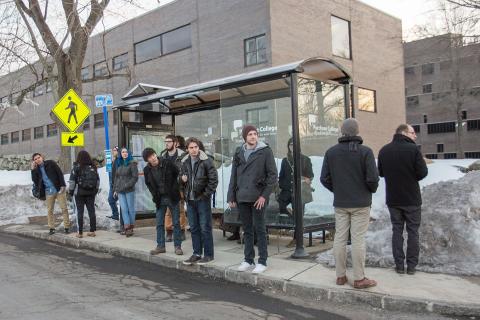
320, 136, 379, 208
113, 161, 138, 194
144, 156, 181, 207
181, 150, 218, 201
378, 134, 428, 206
279, 140, 314, 192
227, 141, 278, 203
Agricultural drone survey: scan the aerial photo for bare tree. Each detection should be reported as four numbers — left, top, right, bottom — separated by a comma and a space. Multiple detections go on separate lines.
447, 0, 480, 10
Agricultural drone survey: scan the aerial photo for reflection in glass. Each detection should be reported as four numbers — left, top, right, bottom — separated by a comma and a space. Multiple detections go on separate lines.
358, 88, 376, 112
331, 16, 351, 59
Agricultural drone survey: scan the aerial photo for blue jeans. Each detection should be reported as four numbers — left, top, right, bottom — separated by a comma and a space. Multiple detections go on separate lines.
108, 185, 119, 219
118, 192, 135, 225
187, 198, 214, 258
156, 197, 182, 248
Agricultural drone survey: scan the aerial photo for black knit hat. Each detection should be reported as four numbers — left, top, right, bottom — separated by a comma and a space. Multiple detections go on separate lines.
142, 148, 156, 162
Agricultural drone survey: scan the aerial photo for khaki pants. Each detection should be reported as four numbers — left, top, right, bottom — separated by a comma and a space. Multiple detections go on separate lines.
165, 200, 188, 231
333, 207, 370, 281
45, 192, 71, 229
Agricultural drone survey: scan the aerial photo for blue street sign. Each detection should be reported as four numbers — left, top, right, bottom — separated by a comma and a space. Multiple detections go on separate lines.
105, 94, 113, 107
105, 149, 112, 173
95, 94, 113, 108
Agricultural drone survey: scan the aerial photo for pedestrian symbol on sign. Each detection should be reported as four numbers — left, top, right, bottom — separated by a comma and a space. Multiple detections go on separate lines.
65, 96, 78, 124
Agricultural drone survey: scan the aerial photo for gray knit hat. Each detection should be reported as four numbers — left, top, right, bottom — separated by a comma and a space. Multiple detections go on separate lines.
341, 118, 359, 137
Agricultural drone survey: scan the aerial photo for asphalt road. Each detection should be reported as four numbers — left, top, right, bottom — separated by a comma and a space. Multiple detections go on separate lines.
0, 232, 455, 320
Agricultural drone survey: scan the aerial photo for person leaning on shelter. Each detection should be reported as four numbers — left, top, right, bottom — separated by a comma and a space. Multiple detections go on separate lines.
227, 125, 278, 274
107, 146, 120, 221
143, 147, 183, 256
113, 148, 138, 237
31, 153, 71, 235
320, 118, 379, 289
68, 150, 100, 238
378, 124, 428, 275
181, 137, 218, 266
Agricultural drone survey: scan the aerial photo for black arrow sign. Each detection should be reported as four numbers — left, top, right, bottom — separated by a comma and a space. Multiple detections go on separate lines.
67, 135, 78, 144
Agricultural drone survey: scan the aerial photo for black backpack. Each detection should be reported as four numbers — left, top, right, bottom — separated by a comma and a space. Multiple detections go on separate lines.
77, 166, 98, 191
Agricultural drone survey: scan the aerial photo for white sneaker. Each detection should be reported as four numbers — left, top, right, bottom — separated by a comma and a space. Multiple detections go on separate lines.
252, 264, 267, 274
237, 261, 254, 272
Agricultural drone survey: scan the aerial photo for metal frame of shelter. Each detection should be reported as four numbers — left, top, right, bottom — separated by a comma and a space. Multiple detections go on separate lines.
114, 57, 351, 258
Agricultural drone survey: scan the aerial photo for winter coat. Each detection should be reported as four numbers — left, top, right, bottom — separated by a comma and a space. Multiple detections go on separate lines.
68, 163, 100, 197
320, 136, 379, 208
113, 161, 138, 193
279, 153, 314, 192
161, 148, 187, 171
227, 141, 278, 204
181, 150, 218, 201
144, 157, 181, 207
31, 160, 66, 201
378, 134, 428, 207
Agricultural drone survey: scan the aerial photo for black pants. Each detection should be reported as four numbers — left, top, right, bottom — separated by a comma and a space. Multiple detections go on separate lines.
238, 202, 268, 266
388, 206, 421, 269
75, 195, 96, 234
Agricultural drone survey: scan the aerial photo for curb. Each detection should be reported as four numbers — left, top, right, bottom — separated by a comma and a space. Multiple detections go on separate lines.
5, 226, 480, 318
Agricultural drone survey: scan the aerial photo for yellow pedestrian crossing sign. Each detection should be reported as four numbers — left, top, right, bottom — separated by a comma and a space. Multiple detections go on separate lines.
52, 89, 90, 132
61, 132, 84, 147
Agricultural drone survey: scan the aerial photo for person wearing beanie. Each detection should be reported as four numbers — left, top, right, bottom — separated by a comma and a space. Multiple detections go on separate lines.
320, 118, 379, 289
142, 147, 183, 256
227, 125, 278, 274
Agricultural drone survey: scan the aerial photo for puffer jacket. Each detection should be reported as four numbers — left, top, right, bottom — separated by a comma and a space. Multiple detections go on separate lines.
113, 161, 138, 193
181, 150, 218, 201
227, 141, 278, 203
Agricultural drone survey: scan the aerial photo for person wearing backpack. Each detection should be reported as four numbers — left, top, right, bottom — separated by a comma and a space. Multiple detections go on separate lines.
68, 150, 100, 238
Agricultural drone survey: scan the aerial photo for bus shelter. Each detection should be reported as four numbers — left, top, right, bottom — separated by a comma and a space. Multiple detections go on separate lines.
114, 57, 351, 257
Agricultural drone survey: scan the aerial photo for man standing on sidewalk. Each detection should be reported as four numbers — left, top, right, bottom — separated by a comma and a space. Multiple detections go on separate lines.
378, 124, 428, 275
228, 125, 277, 274
143, 148, 183, 256
31, 153, 71, 235
181, 138, 218, 266
320, 119, 379, 289
161, 135, 188, 241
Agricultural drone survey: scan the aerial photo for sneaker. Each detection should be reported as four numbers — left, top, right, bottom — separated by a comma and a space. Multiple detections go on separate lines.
336, 276, 348, 285
175, 247, 184, 256
87, 232, 96, 237
181, 230, 186, 241
353, 278, 377, 289
197, 256, 213, 265
48, 229, 55, 235
237, 261, 255, 272
64, 228, 70, 234
395, 265, 405, 274
252, 263, 267, 274
150, 246, 166, 255
183, 255, 201, 265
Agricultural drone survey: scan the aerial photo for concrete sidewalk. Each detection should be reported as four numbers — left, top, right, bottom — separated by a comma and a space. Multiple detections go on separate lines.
3, 224, 480, 318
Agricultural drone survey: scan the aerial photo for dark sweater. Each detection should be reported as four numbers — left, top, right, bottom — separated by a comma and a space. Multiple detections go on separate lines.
378, 134, 428, 206
320, 136, 379, 208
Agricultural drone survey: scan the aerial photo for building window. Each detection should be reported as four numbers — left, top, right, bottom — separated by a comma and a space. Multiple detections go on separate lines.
404, 66, 415, 75
425, 154, 438, 159
423, 84, 432, 94
94, 61, 108, 78
81, 67, 89, 81
427, 121, 456, 134
432, 91, 450, 101
112, 53, 128, 71
244, 34, 267, 67
406, 96, 419, 107
469, 87, 480, 97
246, 107, 270, 127
83, 116, 90, 130
467, 119, 480, 130
33, 84, 44, 97
437, 143, 444, 153
94, 113, 104, 128
34, 126, 44, 139
358, 88, 376, 112
135, 35, 161, 64
465, 151, 480, 159
412, 124, 420, 133
423, 115, 428, 123
162, 24, 192, 55
331, 16, 351, 59
1, 133, 8, 145
22, 128, 31, 141
444, 152, 457, 159
422, 63, 434, 75
461, 110, 467, 120
10, 131, 19, 143
46, 123, 58, 137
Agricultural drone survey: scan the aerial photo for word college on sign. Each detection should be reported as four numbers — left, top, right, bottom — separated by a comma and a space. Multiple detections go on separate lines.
52, 89, 90, 147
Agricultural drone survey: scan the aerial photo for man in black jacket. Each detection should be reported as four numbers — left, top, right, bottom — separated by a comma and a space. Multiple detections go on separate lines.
31, 153, 71, 235
228, 125, 278, 274
320, 118, 379, 289
143, 148, 183, 256
378, 124, 428, 275
181, 138, 218, 266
